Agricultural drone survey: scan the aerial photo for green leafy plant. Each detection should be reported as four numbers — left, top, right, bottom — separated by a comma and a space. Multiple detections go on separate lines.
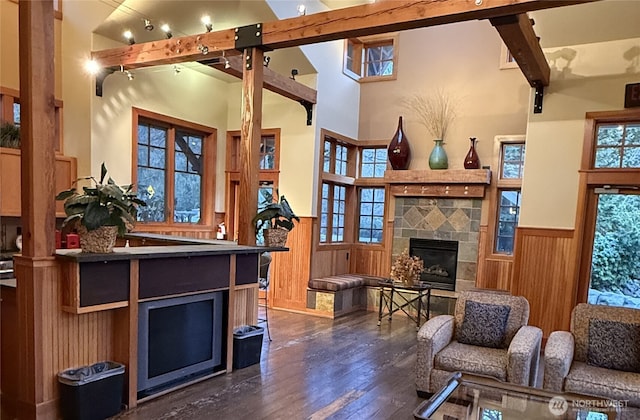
252, 192, 299, 235
55, 163, 147, 235
0, 122, 20, 149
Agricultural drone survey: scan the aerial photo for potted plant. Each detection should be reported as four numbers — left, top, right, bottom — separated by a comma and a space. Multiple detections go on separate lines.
55, 163, 147, 253
252, 192, 299, 247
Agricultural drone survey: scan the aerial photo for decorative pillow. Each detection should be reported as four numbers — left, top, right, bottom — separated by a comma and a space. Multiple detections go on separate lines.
586, 319, 640, 373
456, 300, 511, 349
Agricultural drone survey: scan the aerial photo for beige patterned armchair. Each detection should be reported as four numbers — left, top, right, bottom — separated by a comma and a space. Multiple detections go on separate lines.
416, 290, 543, 396
543, 303, 640, 408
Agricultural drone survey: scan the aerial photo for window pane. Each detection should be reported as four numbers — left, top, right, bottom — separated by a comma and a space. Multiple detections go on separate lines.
323, 141, 331, 172
138, 125, 149, 145
622, 147, 640, 168
149, 147, 166, 168
363, 149, 375, 163
358, 187, 384, 244
626, 125, 640, 145
596, 125, 623, 146
362, 163, 374, 177
260, 135, 276, 170
174, 172, 201, 223
175, 151, 187, 172
138, 146, 149, 166
137, 167, 166, 222
12, 103, 20, 125
501, 143, 525, 179
150, 127, 166, 147
595, 148, 621, 168
495, 190, 521, 254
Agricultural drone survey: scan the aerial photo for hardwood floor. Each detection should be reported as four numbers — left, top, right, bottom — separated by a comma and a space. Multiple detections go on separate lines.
115, 309, 424, 420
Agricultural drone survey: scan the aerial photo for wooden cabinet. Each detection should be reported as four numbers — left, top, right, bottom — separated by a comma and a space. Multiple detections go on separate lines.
0, 147, 77, 217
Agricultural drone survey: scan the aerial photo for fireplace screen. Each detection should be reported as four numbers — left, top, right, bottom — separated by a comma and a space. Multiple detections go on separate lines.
409, 238, 458, 291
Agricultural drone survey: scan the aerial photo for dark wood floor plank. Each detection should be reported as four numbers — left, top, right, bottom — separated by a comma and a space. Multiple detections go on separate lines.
115, 309, 425, 419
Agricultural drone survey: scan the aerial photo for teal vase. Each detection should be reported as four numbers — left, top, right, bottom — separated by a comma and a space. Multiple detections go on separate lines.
428, 139, 448, 169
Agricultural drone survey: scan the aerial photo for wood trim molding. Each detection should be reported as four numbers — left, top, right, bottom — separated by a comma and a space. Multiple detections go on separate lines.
385, 169, 491, 184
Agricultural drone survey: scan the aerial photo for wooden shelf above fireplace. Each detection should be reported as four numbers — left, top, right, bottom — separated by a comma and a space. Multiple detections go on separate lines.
384, 169, 492, 198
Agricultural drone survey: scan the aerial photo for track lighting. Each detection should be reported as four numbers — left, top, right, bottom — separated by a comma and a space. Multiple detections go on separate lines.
290, 68, 299, 80
143, 19, 154, 31
123, 30, 135, 45
201, 15, 213, 32
263, 56, 271, 67
173, 65, 181, 75
297, 4, 306, 16
198, 44, 209, 55
161, 24, 172, 39
126, 71, 134, 81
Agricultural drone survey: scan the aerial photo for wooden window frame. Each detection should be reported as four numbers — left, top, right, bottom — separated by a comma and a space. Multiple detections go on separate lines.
131, 107, 216, 231
0, 86, 64, 153
357, 186, 385, 244
343, 33, 399, 83
9, 0, 62, 19
224, 129, 281, 241
358, 145, 388, 179
486, 135, 526, 259
575, 109, 640, 303
499, 43, 518, 70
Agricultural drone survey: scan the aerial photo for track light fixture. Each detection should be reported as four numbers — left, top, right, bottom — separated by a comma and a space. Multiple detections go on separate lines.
126, 71, 134, 81
143, 19, 154, 31
201, 15, 213, 32
290, 68, 299, 80
297, 4, 306, 16
161, 24, 172, 39
263, 56, 271, 67
123, 30, 135, 45
173, 65, 181, 75
198, 44, 209, 55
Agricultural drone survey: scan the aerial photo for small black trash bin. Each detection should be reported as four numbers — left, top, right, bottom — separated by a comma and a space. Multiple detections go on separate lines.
233, 325, 264, 369
58, 361, 125, 420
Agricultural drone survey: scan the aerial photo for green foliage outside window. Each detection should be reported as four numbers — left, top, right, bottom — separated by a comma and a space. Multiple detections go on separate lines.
590, 194, 640, 296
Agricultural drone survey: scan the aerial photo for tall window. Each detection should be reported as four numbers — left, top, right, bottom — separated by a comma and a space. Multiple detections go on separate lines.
495, 142, 525, 254
318, 133, 388, 245
343, 34, 398, 82
358, 187, 385, 243
593, 123, 640, 168
133, 109, 215, 226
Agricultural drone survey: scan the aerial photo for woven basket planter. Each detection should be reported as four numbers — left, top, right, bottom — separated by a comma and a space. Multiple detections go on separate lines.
78, 225, 118, 253
263, 227, 289, 247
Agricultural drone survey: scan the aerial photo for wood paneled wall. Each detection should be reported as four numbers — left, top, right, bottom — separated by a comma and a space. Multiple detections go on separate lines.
351, 245, 389, 278
9, 259, 117, 419
476, 226, 514, 291
133, 227, 216, 240
511, 227, 576, 337
234, 285, 258, 327
271, 217, 313, 311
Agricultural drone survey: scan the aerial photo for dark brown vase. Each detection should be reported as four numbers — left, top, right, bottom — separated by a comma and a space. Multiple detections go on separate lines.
464, 137, 480, 169
388, 116, 411, 170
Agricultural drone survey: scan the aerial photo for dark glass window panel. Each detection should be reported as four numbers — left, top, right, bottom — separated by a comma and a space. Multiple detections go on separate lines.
138, 146, 149, 166
173, 172, 201, 223
495, 190, 521, 254
137, 167, 166, 222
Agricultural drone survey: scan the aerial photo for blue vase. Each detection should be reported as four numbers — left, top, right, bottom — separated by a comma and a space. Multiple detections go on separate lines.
429, 139, 448, 169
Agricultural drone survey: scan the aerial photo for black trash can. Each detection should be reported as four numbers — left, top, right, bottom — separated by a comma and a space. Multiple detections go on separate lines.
58, 361, 125, 420
232, 325, 264, 369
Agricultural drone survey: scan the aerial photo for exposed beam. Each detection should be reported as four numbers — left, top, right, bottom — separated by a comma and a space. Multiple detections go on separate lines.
208, 56, 317, 104
92, 0, 591, 70
490, 14, 550, 87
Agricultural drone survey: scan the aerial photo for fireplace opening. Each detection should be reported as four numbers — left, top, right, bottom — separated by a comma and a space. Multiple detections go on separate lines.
409, 238, 458, 291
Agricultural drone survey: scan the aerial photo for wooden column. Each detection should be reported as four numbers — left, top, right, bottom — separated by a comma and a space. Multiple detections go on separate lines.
16, 1, 58, 418
237, 48, 264, 246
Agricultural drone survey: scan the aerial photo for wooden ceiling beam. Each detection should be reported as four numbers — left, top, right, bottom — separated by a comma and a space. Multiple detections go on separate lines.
92, 0, 591, 69
490, 14, 550, 87
207, 56, 317, 104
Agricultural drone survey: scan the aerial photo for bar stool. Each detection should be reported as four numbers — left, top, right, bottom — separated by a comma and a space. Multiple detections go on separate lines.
258, 252, 272, 341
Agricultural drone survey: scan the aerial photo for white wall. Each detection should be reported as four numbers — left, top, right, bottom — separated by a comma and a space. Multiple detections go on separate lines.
520, 37, 640, 228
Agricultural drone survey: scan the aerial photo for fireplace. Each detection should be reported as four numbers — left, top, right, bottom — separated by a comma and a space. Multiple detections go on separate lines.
409, 238, 458, 291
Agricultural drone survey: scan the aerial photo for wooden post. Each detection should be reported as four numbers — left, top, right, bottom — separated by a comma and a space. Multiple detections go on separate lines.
237, 48, 264, 246
16, 0, 58, 418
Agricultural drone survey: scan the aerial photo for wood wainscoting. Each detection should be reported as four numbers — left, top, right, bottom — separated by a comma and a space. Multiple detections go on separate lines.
511, 227, 577, 338
270, 217, 313, 312
351, 244, 389, 278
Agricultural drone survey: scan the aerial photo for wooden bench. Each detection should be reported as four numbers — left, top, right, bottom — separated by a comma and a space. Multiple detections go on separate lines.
306, 274, 387, 318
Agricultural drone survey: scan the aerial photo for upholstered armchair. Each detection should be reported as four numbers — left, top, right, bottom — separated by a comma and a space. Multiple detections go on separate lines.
416, 290, 543, 396
543, 303, 640, 408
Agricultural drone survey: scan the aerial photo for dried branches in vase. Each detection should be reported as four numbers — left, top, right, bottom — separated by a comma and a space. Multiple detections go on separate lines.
390, 249, 425, 286
399, 88, 459, 141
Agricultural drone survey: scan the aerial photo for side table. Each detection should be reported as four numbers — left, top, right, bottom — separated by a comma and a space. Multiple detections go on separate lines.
377, 280, 431, 330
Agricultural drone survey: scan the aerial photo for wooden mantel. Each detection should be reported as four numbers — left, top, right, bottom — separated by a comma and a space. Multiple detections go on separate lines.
385, 169, 491, 198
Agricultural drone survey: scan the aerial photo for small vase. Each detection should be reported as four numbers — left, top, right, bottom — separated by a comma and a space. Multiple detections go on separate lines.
428, 139, 448, 170
464, 137, 480, 169
387, 116, 411, 170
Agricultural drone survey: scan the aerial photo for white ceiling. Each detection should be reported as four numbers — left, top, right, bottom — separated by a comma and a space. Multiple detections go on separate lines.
93, 0, 640, 82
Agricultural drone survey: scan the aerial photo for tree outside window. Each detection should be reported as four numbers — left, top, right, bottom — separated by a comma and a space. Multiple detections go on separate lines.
494, 141, 525, 254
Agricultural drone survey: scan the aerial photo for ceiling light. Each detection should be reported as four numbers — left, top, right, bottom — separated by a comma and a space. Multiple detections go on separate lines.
126, 70, 134, 81
224, 58, 230, 69
161, 24, 172, 39
174, 65, 181, 75
143, 19, 154, 31
263, 56, 271, 67
297, 4, 306, 16
123, 30, 135, 45
84, 59, 101, 75
198, 44, 209, 55
201, 15, 213, 32
290, 68, 299, 80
